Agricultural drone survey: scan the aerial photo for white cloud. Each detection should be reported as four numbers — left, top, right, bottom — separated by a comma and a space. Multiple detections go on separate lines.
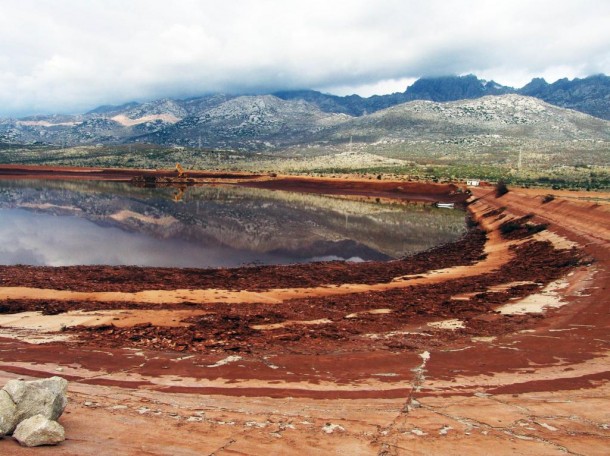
0, 208, 289, 267
323, 77, 418, 97
0, 0, 608, 116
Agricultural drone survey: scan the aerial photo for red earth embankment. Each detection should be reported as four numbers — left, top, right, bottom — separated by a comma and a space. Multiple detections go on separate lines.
0, 174, 608, 455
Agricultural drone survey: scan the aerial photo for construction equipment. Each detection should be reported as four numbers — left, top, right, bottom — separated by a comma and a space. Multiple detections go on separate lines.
172, 186, 186, 202
175, 163, 187, 178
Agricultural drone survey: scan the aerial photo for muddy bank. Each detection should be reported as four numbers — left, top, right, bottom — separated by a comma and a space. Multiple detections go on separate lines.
0, 164, 468, 203
0, 229, 484, 293
0, 164, 264, 181
240, 176, 469, 203
0, 199, 583, 357
63, 236, 581, 355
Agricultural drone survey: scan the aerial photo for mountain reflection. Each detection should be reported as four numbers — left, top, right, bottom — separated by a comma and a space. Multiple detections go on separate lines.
0, 179, 466, 267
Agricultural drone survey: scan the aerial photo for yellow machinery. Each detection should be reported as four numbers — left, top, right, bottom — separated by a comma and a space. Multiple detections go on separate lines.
175, 163, 187, 178
172, 186, 186, 202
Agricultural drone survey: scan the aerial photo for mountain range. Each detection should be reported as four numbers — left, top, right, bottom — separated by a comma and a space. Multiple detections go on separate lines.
0, 74, 609, 154
277, 74, 610, 120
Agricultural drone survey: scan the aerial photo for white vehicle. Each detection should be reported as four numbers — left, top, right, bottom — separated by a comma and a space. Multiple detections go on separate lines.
435, 202, 455, 209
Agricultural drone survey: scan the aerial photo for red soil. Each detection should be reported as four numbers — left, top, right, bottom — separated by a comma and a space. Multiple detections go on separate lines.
0, 164, 263, 181
0, 168, 608, 455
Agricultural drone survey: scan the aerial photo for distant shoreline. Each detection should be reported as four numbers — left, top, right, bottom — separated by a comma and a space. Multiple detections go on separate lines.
0, 164, 469, 204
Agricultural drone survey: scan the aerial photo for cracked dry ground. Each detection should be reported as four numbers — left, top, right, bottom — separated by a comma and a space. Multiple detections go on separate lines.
0, 181, 609, 455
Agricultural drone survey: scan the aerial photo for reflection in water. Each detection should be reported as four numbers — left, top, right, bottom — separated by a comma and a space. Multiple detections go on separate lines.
172, 186, 186, 202
0, 209, 297, 267
0, 179, 466, 267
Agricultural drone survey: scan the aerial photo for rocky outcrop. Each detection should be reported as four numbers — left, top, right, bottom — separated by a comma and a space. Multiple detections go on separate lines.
403, 75, 513, 102
0, 377, 67, 447
519, 74, 610, 120
13, 415, 65, 447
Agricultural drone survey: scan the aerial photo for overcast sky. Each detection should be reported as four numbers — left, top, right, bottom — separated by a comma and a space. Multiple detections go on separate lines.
1, 0, 609, 116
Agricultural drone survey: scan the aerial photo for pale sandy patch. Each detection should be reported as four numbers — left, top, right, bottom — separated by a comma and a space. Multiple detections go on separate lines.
533, 230, 578, 250
0, 327, 72, 344
427, 319, 465, 330
206, 356, 243, 368
0, 309, 207, 331
111, 114, 181, 126
497, 278, 570, 315
251, 318, 332, 331
471, 336, 497, 343
487, 281, 538, 292
451, 281, 537, 301
345, 308, 393, 319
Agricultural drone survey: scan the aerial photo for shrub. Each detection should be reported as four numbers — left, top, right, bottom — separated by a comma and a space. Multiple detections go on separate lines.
525, 222, 549, 235
495, 180, 509, 197
499, 214, 547, 238
466, 217, 479, 228
542, 194, 555, 204
500, 221, 521, 234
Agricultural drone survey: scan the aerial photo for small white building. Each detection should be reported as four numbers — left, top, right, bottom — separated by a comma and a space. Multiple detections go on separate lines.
466, 179, 480, 186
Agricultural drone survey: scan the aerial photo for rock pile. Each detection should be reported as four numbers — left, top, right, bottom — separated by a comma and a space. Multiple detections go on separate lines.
0, 376, 67, 447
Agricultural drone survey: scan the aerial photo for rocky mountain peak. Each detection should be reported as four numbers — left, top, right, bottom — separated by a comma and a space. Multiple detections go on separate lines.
520, 77, 549, 94
404, 74, 513, 102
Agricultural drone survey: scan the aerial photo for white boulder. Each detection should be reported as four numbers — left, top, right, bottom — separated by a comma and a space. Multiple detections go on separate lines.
0, 390, 17, 436
2, 376, 68, 427
13, 414, 65, 447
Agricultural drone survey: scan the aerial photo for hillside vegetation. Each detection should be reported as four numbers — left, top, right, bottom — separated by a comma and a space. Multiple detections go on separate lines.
1, 86, 608, 190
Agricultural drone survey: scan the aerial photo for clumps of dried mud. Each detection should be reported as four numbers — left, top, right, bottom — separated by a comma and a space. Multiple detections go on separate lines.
499, 214, 549, 240
65, 236, 583, 355
0, 228, 486, 293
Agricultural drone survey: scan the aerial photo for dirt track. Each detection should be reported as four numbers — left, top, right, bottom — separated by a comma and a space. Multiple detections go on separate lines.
0, 171, 608, 455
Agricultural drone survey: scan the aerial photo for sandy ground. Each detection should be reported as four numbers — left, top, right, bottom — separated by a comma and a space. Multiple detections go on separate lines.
0, 172, 608, 455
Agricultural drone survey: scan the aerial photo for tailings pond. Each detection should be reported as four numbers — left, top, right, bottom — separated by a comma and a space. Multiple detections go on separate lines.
0, 180, 466, 268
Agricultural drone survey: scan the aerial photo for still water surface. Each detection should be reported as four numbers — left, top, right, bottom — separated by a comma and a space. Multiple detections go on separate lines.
0, 180, 466, 268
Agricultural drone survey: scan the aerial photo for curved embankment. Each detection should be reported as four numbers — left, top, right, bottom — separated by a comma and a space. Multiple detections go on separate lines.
0, 180, 608, 455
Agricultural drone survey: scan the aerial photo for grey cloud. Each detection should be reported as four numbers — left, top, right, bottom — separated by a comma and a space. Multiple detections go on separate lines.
0, 0, 609, 116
